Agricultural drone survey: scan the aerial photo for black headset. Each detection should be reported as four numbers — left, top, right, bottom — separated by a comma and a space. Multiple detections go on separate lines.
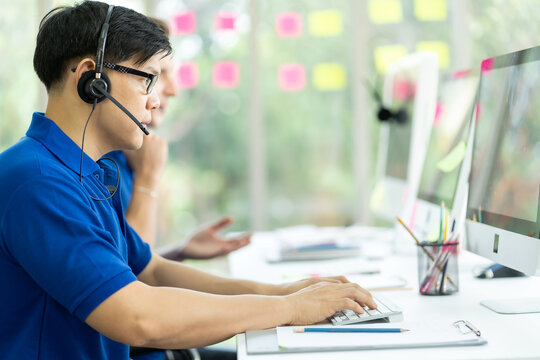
365, 79, 409, 125
77, 4, 150, 135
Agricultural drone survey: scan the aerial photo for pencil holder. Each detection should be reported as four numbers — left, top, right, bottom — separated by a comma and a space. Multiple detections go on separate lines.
416, 241, 459, 295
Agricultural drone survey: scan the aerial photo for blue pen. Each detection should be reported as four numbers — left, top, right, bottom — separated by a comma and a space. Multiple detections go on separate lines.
294, 327, 409, 333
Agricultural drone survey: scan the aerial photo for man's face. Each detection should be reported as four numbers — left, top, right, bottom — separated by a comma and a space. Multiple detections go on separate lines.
94, 54, 162, 151
150, 55, 178, 129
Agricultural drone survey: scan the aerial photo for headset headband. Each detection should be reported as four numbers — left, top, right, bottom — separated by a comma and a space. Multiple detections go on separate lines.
95, 4, 114, 78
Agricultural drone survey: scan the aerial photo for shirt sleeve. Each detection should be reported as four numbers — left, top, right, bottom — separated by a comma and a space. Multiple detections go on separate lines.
124, 221, 152, 276
1, 175, 139, 321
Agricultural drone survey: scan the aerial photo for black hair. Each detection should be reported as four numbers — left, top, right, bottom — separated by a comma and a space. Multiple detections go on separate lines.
33, 1, 172, 92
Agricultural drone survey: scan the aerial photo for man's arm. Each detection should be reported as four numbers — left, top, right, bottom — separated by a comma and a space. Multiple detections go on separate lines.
123, 134, 168, 248
85, 271, 375, 350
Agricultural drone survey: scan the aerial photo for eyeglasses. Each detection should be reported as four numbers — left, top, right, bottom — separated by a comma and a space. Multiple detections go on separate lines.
71, 63, 159, 94
103, 63, 159, 94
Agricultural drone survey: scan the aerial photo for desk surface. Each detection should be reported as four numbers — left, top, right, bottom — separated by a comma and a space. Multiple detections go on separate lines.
229, 229, 540, 360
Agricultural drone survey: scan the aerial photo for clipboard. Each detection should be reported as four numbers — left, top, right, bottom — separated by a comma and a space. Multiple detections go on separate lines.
246, 320, 486, 354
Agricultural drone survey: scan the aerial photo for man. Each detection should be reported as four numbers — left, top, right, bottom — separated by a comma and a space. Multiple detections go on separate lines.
106, 18, 250, 262
0, 2, 375, 359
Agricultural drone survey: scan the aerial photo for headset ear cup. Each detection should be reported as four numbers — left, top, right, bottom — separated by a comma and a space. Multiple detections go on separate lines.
395, 108, 408, 124
377, 107, 392, 122
77, 70, 111, 104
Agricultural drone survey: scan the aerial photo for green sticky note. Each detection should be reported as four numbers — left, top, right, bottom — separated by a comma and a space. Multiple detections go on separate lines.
437, 141, 466, 173
417, 41, 450, 68
414, 0, 447, 21
308, 10, 343, 37
368, 0, 403, 24
312, 63, 347, 90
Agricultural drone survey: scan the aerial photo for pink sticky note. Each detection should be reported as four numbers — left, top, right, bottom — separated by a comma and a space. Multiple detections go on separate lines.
433, 101, 443, 126
276, 12, 302, 38
481, 57, 495, 73
474, 101, 482, 124
452, 69, 471, 79
171, 11, 196, 35
177, 63, 199, 89
213, 62, 240, 89
278, 63, 306, 91
216, 12, 236, 31
394, 79, 413, 101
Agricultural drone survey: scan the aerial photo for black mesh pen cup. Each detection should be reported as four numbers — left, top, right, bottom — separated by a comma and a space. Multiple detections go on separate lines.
417, 241, 459, 295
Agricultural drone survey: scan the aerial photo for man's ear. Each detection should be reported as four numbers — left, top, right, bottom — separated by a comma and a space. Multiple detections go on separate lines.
72, 58, 96, 82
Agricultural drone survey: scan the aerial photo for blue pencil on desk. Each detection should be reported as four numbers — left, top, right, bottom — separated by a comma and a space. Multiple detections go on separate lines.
294, 327, 409, 333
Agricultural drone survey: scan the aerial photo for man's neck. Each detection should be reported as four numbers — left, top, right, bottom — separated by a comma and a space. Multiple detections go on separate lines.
45, 95, 108, 161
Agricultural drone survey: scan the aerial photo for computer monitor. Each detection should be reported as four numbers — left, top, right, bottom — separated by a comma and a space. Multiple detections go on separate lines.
466, 46, 540, 313
413, 73, 479, 240
370, 52, 438, 225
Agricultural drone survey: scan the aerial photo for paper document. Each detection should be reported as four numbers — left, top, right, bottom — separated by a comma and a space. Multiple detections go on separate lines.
276, 321, 485, 351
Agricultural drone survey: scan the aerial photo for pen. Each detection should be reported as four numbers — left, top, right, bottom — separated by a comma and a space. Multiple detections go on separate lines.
294, 327, 409, 333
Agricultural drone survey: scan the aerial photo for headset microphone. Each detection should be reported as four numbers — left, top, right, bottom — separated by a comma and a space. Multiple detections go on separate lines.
92, 82, 150, 135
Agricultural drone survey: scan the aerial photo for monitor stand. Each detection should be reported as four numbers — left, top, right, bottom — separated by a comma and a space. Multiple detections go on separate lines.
475, 263, 526, 279
480, 298, 540, 314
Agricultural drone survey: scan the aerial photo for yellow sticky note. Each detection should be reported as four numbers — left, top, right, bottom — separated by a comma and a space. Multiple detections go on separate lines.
437, 141, 466, 173
417, 41, 450, 68
414, 0, 447, 21
368, 0, 403, 24
313, 63, 347, 90
308, 10, 343, 37
374, 45, 407, 73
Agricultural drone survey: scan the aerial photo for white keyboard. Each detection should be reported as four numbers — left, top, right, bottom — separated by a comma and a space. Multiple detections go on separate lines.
329, 295, 402, 325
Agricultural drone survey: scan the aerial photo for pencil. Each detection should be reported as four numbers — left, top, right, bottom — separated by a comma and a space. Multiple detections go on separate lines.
294, 327, 409, 333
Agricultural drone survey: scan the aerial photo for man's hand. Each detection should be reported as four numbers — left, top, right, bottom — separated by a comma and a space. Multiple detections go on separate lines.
273, 276, 351, 296
123, 133, 168, 190
179, 217, 251, 259
284, 281, 376, 325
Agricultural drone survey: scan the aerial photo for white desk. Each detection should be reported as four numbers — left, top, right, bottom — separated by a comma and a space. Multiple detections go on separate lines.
229, 231, 540, 360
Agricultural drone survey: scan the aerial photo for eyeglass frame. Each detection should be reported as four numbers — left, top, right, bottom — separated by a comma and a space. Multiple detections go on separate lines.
70, 62, 159, 94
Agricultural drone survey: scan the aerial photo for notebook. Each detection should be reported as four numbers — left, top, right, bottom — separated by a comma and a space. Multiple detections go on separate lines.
245, 320, 486, 354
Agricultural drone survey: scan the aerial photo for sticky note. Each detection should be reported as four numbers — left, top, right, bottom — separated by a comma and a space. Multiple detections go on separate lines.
308, 10, 343, 37
393, 79, 415, 101
437, 141, 466, 173
215, 12, 236, 31
368, 0, 403, 24
276, 12, 302, 38
177, 63, 199, 89
481, 58, 495, 73
213, 62, 240, 89
417, 41, 450, 68
452, 69, 471, 79
171, 11, 196, 35
373, 45, 407, 73
414, 0, 447, 21
312, 63, 347, 91
433, 102, 443, 127
474, 101, 482, 124
278, 64, 306, 91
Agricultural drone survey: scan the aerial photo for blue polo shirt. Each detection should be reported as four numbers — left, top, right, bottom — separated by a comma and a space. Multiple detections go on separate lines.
103, 153, 164, 360
105, 150, 134, 211
0, 113, 152, 359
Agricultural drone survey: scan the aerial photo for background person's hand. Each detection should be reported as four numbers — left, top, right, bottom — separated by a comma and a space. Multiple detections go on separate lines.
284, 281, 376, 325
180, 217, 252, 259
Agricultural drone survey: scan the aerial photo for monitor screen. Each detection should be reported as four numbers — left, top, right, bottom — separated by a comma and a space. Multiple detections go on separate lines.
467, 46, 540, 237
385, 69, 417, 180
418, 75, 478, 209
